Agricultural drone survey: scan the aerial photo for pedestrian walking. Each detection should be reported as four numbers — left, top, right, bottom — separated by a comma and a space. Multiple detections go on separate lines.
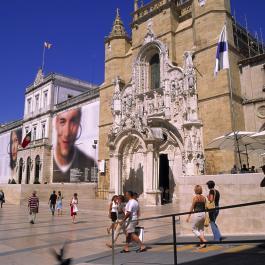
28, 190, 39, 224
70, 193, 78, 223
206, 180, 222, 241
56, 191, 63, 216
0, 189, 5, 208
49, 190, 57, 216
106, 195, 126, 248
107, 195, 118, 234
120, 191, 146, 253
186, 185, 207, 248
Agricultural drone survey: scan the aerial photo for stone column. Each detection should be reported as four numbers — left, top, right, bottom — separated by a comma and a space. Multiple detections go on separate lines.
109, 152, 119, 196
145, 143, 160, 205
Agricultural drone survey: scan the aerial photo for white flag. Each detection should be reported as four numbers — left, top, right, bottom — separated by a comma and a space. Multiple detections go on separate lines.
44, 42, 52, 49
214, 25, 230, 77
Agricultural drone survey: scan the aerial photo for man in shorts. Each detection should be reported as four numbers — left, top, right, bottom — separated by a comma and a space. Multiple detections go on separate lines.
120, 191, 146, 253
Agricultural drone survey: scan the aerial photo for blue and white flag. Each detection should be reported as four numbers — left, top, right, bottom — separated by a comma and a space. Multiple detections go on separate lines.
214, 25, 230, 76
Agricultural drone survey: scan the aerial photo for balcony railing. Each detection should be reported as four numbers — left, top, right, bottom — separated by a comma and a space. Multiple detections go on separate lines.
18, 138, 50, 150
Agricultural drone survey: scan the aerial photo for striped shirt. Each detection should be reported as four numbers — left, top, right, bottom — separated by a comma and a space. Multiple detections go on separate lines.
28, 196, 39, 209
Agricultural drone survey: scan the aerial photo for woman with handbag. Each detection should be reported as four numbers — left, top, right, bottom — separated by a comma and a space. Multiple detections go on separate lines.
206, 180, 222, 241
70, 193, 78, 223
186, 185, 207, 248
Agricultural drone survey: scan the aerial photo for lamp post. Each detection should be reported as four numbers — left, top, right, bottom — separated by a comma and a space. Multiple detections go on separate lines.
92, 140, 98, 182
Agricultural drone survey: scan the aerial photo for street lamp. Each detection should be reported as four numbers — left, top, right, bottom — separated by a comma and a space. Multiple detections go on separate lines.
92, 140, 98, 182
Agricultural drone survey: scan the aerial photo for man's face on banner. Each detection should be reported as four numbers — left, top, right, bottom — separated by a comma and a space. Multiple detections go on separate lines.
56, 108, 81, 160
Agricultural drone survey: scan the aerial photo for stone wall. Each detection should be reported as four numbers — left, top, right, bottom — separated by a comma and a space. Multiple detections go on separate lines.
0, 183, 97, 205
175, 173, 265, 235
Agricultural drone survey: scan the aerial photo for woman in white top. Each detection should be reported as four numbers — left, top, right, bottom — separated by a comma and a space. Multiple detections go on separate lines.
107, 195, 118, 234
56, 191, 63, 216
70, 193, 78, 223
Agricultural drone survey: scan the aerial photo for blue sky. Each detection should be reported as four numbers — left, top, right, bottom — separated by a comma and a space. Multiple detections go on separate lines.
0, 0, 264, 124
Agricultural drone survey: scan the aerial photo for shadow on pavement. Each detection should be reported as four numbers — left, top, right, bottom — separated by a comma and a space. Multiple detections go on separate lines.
180, 244, 265, 265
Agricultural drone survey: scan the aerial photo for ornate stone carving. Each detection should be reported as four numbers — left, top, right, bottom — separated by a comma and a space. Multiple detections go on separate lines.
143, 19, 156, 44
34, 68, 44, 87
109, 27, 204, 176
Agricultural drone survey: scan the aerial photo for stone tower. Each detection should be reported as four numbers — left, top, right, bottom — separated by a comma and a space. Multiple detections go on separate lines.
98, 0, 245, 197
98, 9, 132, 189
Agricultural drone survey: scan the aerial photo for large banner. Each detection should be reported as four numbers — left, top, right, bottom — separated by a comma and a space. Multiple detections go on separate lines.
0, 128, 22, 183
52, 101, 99, 183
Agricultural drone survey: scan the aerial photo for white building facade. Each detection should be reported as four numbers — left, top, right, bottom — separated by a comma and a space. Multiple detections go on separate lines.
0, 70, 99, 184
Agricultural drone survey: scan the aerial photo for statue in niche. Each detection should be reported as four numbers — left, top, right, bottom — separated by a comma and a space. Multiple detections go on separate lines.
184, 51, 196, 93
157, 95, 164, 111
134, 114, 145, 133
112, 77, 122, 113
148, 101, 154, 114
178, 79, 184, 95
171, 82, 176, 100
126, 92, 133, 111
180, 97, 187, 121
196, 153, 205, 174
122, 98, 127, 113
124, 113, 134, 128
195, 131, 202, 151
184, 133, 192, 152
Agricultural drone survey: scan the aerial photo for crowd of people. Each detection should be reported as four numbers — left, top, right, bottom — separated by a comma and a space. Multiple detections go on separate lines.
1, 181, 226, 250
106, 191, 147, 253
27, 190, 79, 224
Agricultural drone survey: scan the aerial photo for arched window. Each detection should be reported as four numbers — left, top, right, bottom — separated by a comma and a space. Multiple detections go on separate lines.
18, 158, 23, 184
26, 157, 31, 184
34, 155, 41, 184
150, 54, 160, 90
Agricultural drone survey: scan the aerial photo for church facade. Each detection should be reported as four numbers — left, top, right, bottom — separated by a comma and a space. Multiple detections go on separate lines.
98, 0, 258, 204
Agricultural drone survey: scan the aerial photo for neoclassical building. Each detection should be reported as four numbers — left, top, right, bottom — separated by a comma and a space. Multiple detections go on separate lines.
0, 70, 99, 185
98, 0, 264, 204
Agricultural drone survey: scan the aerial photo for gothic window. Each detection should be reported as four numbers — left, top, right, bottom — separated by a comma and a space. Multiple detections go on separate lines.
150, 54, 160, 90
34, 155, 41, 184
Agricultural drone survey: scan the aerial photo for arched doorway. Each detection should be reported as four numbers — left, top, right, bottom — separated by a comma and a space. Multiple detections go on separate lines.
26, 157, 31, 184
120, 135, 145, 195
18, 158, 23, 184
34, 155, 40, 184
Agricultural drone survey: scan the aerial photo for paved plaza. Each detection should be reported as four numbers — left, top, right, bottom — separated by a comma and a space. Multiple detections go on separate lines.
0, 200, 264, 265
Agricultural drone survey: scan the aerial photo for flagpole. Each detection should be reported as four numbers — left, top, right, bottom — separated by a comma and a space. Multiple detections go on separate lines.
225, 23, 243, 169
42, 44, 46, 71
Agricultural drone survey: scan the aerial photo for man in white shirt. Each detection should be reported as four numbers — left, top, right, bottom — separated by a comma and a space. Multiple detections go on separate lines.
120, 191, 146, 253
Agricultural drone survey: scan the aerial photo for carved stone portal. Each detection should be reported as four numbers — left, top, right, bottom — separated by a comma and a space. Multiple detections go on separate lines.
108, 23, 204, 204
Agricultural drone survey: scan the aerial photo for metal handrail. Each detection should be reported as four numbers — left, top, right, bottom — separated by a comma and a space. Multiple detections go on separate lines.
136, 200, 265, 222
110, 200, 265, 265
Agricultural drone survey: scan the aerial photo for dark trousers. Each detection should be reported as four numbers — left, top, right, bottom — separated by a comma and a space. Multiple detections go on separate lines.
50, 203, 56, 215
